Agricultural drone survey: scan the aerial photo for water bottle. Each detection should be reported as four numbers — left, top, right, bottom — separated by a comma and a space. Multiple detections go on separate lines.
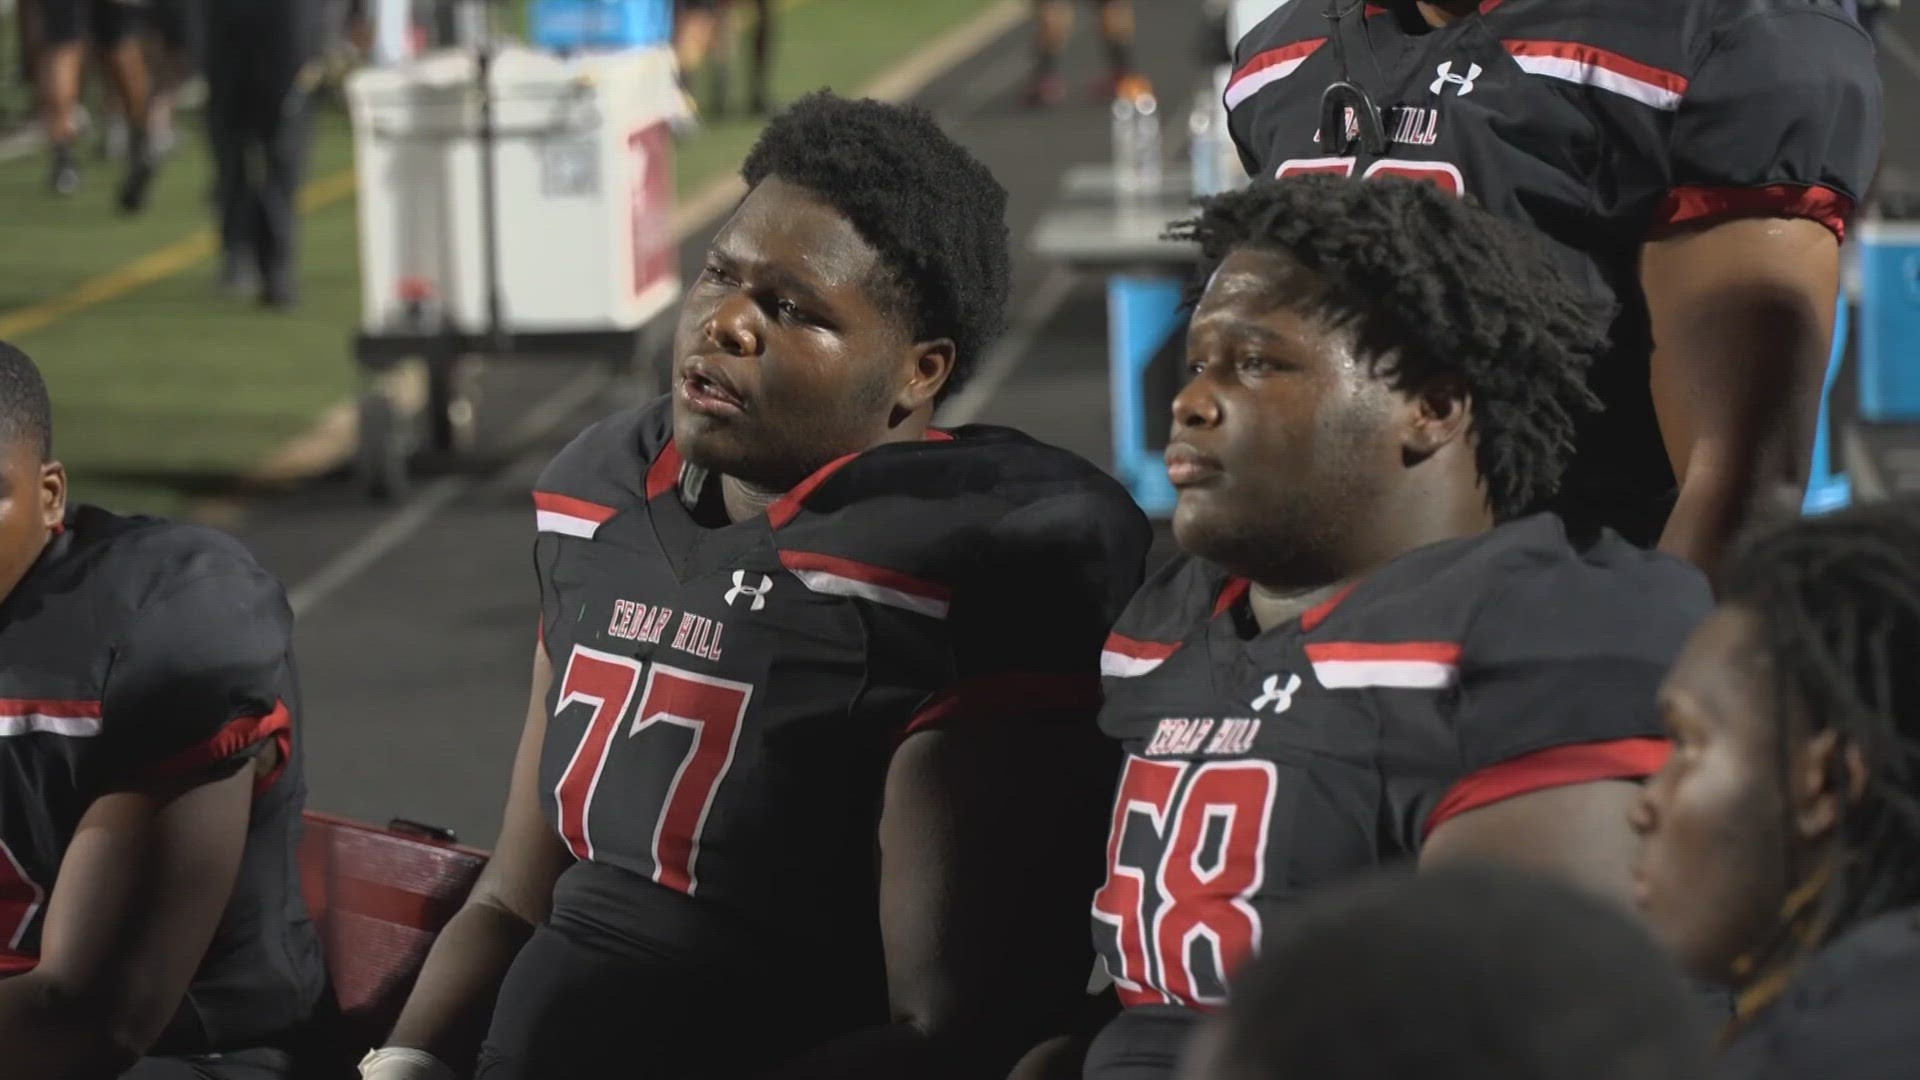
1112, 91, 1163, 200
1189, 87, 1223, 198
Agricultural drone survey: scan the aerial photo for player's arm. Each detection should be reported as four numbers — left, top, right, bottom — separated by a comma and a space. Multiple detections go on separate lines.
761, 490, 1151, 1080
1413, 552, 1712, 908
372, 643, 571, 1080
0, 566, 294, 1077
0, 763, 262, 1077
1421, 780, 1644, 908
760, 719, 1120, 1080
1642, 10, 1880, 580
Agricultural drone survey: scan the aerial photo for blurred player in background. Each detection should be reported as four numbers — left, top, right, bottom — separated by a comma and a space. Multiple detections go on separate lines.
1017, 175, 1710, 1080
203, 0, 322, 307
1634, 498, 1920, 1079
357, 92, 1150, 1080
1025, 0, 1146, 107
0, 341, 328, 1079
1178, 866, 1710, 1080
38, 0, 159, 208
1228, 0, 1883, 580
674, 0, 775, 117
140, 0, 195, 159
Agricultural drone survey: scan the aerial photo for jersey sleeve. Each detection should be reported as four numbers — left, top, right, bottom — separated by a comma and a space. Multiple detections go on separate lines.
98, 568, 295, 786
1652, 7, 1881, 240
904, 481, 1153, 736
1415, 547, 1711, 839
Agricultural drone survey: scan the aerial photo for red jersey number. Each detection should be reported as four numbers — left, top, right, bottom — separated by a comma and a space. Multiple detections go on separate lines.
1091, 756, 1278, 1008
1275, 156, 1467, 197
0, 839, 44, 970
551, 645, 753, 895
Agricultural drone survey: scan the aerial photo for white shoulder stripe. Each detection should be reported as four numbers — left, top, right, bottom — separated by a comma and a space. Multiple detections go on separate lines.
0, 712, 103, 738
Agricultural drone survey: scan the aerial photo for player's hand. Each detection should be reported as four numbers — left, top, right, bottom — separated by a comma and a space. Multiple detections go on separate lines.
359, 1047, 459, 1080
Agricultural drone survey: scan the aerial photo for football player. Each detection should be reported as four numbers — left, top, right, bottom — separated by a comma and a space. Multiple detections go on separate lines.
1049, 176, 1713, 1080
358, 92, 1152, 1080
1633, 498, 1920, 1079
1026, 0, 1147, 107
0, 340, 327, 1079
1227, 0, 1883, 578
1178, 866, 1709, 1080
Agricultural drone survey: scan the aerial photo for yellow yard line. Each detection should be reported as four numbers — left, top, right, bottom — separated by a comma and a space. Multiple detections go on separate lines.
0, 166, 360, 342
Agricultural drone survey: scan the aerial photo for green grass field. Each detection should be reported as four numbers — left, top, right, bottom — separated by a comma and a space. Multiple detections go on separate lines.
0, 0, 999, 516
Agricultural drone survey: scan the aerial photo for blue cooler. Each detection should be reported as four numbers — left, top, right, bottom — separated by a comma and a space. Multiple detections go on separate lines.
1108, 276, 1187, 517
1804, 294, 1852, 515
531, 0, 672, 52
1856, 219, 1920, 423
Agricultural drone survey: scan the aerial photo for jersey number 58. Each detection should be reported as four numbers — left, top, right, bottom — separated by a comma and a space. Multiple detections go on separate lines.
1091, 756, 1278, 1008
551, 645, 753, 896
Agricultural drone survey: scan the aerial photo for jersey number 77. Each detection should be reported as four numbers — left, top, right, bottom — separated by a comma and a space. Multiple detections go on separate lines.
550, 644, 753, 896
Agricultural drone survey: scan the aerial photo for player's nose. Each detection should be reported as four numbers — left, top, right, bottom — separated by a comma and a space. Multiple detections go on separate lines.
705, 293, 764, 358
1171, 371, 1223, 432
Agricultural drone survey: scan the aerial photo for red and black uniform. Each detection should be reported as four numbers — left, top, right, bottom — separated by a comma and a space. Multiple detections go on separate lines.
476, 397, 1152, 1078
0, 505, 327, 1070
1085, 515, 1711, 1079
1227, 0, 1881, 544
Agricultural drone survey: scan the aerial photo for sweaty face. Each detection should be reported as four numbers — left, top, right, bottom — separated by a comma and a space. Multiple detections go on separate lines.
0, 438, 61, 607
1632, 605, 1794, 985
672, 176, 918, 490
1168, 248, 1407, 583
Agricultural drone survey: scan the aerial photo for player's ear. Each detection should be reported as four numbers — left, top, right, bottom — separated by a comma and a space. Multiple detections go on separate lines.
37, 459, 65, 533
893, 338, 956, 419
1402, 379, 1473, 461
1790, 727, 1860, 842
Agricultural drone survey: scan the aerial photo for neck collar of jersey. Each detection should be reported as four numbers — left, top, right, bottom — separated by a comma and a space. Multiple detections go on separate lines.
650, 428, 957, 528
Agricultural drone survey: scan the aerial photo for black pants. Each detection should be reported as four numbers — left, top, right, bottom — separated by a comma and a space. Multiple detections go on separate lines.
476, 920, 819, 1080
39, 0, 144, 48
202, 0, 313, 278
123, 1047, 292, 1080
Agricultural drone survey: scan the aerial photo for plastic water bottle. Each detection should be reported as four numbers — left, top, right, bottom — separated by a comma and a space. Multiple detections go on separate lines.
1189, 87, 1223, 198
1112, 92, 1163, 200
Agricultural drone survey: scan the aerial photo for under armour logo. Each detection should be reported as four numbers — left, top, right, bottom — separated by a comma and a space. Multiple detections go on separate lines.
1431, 60, 1482, 96
724, 571, 773, 611
1250, 673, 1302, 714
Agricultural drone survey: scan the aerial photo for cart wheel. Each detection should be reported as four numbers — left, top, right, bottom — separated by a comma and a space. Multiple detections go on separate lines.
357, 391, 411, 502
427, 356, 481, 455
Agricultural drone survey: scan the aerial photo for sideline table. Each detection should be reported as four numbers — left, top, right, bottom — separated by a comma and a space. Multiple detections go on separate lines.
1032, 164, 1202, 517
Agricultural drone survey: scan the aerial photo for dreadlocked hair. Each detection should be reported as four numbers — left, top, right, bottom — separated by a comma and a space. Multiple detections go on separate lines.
1167, 175, 1608, 520
1722, 497, 1920, 959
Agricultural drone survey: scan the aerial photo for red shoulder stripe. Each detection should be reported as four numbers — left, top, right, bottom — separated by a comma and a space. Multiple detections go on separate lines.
1651, 183, 1852, 242
0, 699, 103, 738
1424, 737, 1672, 839
143, 701, 293, 794
1226, 39, 1326, 109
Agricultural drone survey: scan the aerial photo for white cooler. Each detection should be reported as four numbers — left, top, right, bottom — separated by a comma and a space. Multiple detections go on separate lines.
346, 45, 687, 337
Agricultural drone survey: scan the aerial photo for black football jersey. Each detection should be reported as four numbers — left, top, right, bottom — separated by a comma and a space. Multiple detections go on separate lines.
1090, 515, 1709, 1010
1227, 0, 1882, 544
1718, 906, 1920, 1080
0, 504, 325, 1053
532, 398, 1151, 1000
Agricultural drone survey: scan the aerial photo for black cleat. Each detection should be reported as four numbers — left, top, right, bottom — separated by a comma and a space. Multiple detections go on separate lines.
116, 154, 156, 214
